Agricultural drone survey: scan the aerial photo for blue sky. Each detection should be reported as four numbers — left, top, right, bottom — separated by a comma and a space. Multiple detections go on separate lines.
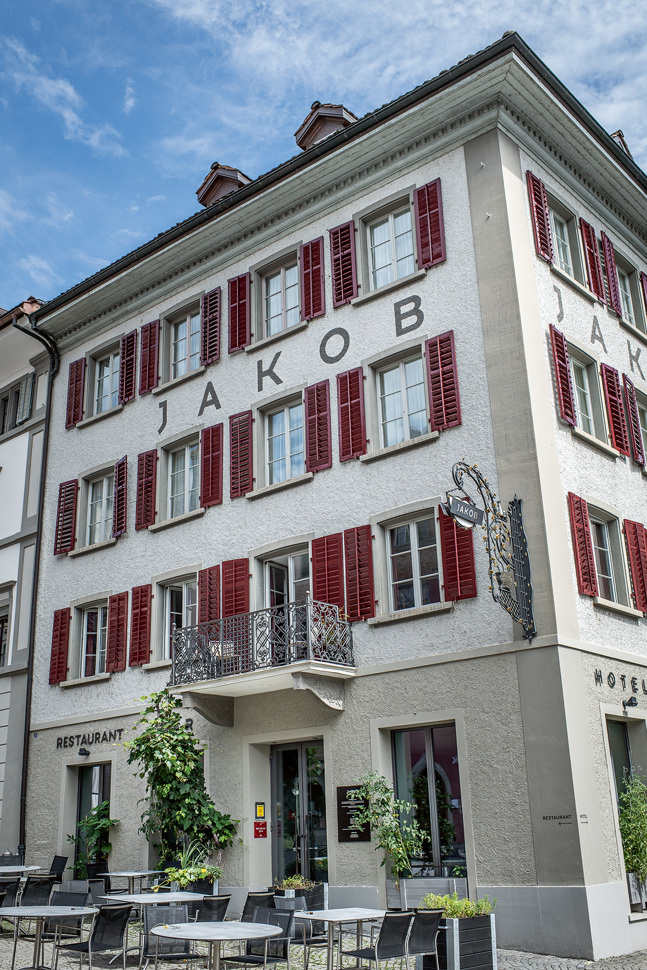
2, 0, 646, 311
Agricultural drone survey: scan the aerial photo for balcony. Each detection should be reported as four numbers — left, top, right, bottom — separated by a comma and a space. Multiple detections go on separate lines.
170, 597, 354, 703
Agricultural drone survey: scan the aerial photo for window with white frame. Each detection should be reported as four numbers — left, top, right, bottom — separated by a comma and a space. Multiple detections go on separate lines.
263, 261, 300, 337
266, 402, 305, 485
569, 347, 606, 441
636, 392, 647, 451
615, 256, 645, 333
86, 473, 114, 546
366, 206, 415, 290
377, 355, 427, 448
163, 579, 197, 658
0, 608, 8, 667
80, 604, 108, 677
547, 198, 583, 284
94, 349, 120, 415
168, 441, 200, 518
588, 508, 629, 606
388, 515, 441, 612
264, 551, 310, 608
170, 307, 201, 380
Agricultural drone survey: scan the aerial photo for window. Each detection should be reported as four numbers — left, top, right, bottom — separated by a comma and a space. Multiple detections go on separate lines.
589, 510, 629, 606
378, 355, 427, 448
568, 493, 635, 607
80, 604, 108, 677
163, 579, 197, 658
367, 207, 415, 290
615, 257, 646, 334
86, 474, 114, 546
607, 719, 632, 802
568, 347, 606, 441
266, 403, 305, 485
549, 209, 574, 277
94, 349, 120, 414
170, 307, 201, 380
265, 551, 310, 608
388, 517, 441, 612
0, 378, 29, 435
0, 609, 8, 667
169, 441, 200, 518
263, 262, 300, 337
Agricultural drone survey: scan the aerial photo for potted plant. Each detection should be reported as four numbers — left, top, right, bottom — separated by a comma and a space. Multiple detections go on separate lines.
419, 891, 497, 970
273, 874, 326, 909
618, 773, 647, 910
66, 800, 119, 879
154, 839, 222, 893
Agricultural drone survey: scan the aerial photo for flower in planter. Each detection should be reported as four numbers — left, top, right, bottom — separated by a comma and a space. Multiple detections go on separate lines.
419, 891, 496, 917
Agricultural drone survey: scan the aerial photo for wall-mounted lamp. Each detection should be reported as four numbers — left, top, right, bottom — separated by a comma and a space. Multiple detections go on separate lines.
623, 697, 639, 710
78, 747, 90, 757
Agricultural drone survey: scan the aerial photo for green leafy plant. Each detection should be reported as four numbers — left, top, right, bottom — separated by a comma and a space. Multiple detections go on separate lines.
274, 874, 317, 890
348, 770, 428, 881
419, 891, 496, 918
66, 800, 119, 879
619, 773, 647, 882
152, 839, 221, 890
125, 689, 239, 865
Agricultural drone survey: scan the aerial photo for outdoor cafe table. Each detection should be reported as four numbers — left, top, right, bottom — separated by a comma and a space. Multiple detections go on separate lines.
296, 908, 386, 970
97, 869, 160, 893
2, 904, 96, 970
151, 920, 282, 970
99, 891, 206, 906
0, 866, 42, 876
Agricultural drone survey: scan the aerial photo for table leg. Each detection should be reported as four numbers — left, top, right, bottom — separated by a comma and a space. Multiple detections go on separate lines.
327, 922, 334, 970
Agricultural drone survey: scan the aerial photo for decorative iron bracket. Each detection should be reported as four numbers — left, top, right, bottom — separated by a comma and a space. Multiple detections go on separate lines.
445, 461, 536, 640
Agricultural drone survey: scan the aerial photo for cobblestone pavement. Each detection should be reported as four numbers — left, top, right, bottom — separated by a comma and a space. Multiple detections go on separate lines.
498, 948, 647, 969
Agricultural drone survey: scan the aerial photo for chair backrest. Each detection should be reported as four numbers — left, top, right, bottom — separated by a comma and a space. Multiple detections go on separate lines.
142, 904, 190, 959
196, 894, 231, 922
91, 905, 132, 950
273, 895, 308, 939
21, 875, 57, 906
0, 879, 21, 907
0, 854, 22, 867
61, 879, 90, 893
375, 912, 415, 961
49, 855, 68, 879
88, 879, 107, 903
51, 890, 92, 908
408, 910, 444, 957
241, 891, 275, 921
249, 907, 293, 960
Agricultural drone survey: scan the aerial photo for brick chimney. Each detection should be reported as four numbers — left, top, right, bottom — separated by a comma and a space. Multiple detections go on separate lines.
295, 102, 358, 152
197, 163, 252, 207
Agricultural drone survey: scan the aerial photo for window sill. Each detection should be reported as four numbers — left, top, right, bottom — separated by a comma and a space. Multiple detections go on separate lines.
247, 472, 314, 500
360, 430, 439, 464
143, 659, 172, 671
593, 597, 643, 620
570, 427, 619, 459
549, 265, 597, 304
368, 601, 454, 626
148, 507, 207, 532
68, 537, 118, 558
152, 365, 206, 395
245, 321, 309, 353
76, 405, 124, 429
60, 672, 111, 688
618, 317, 647, 346
351, 269, 427, 307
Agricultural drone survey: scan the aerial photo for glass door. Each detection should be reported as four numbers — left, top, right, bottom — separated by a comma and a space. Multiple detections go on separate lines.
76, 763, 111, 871
271, 741, 328, 883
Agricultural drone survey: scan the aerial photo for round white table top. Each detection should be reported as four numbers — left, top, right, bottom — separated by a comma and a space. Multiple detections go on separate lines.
105, 891, 205, 904
297, 908, 385, 922
0, 905, 96, 918
0, 865, 42, 875
151, 921, 283, 943
97, 870, 160, 878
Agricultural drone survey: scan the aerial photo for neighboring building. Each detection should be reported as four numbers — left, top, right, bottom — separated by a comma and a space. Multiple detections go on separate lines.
0, 298, 47, 854
22, 31, 647, 960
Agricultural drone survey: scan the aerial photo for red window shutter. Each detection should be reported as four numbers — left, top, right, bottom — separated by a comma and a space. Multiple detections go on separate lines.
525, 171, 553, 263
222, 559, 249, 617
200, 423, 223, 507
301, 238, 326, 321
425, 331, 462, 431
201, 286, 221, 365
119, 330, 137, 404
580, 219, 606, 302
641, 272, 647, 316
49, 608, 70, 685
112, 455, 128, 538
54, 480, 78, 555
438, 506, 477, 601
198, 565, 221, 623
305, 381, 332, 473
623, 374, 646, 466
106, 591, 128, 673
337, 367, 366, 461
414, 178, 446, 269
329, 221, 357, 307
228, 274, 251, 353
344, 525, 375, 621
129, 584, 152, 666
229, 411, 253, 498
549, 325, 576, 426
600, 233, 622, 317
311, 534, 345, 612
601, 364, 630, 455
65, 358, 85, 428
567, 493, 598, 596
135, 450, 157, 530
139, 320, 160, 394
624, 520, 647, 613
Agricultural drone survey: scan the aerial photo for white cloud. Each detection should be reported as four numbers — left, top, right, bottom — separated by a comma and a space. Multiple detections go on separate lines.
114, 228, 145, 239
45, 193, 74, 225
18, 255, 61, 289
2, 37, 126, 158
146, 195, 167, 203
0, 190, 29, 233
124, 80, 136, 115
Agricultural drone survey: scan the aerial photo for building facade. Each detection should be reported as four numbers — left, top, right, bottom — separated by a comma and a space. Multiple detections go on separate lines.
23, 33, 647, 960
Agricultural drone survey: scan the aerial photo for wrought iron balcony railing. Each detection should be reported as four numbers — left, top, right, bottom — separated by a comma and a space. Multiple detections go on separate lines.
171, 595, 354, 687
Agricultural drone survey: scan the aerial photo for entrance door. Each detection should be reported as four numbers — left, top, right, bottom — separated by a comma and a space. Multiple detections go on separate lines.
271, 741, 328, 883
76, 763, 111, 869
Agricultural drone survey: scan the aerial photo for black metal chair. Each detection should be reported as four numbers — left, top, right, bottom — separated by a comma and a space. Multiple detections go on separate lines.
222, 907, 293, 970
0, 854, 22, 867
61, 879, 90, 894
274, 896, 327, 969
20, 874, 57, 906
241, 891, 275, 920
342, 911, 415, 970
407, 910, 444, 970
49, 856, 69, 882
140, 903, 198, 970
88, 879, 107, 904
53, 903, 132, 970
0, 879, 21, 907
40, 891, 92, 965
194, 893, 231, 921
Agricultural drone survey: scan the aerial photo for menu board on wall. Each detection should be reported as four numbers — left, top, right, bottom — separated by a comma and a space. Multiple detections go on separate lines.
336, 785, 371, 842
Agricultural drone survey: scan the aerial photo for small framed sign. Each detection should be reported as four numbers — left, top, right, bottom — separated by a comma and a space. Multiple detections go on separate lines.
337, 785, 371, 843
255, 801, 265, 819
